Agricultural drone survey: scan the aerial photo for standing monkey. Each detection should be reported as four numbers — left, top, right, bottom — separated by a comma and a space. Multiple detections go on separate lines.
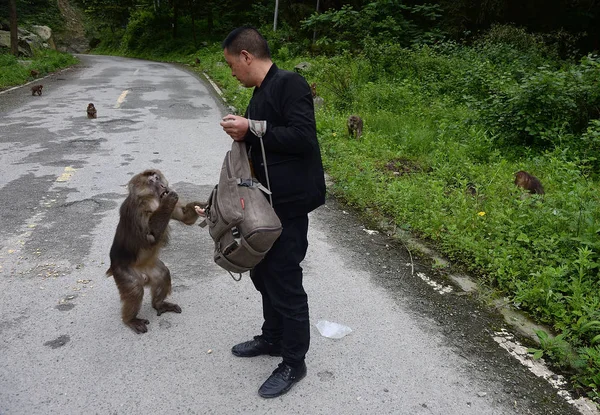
87, 103, 97, 119
107, 169, 206, 333
347, 115, 363, 139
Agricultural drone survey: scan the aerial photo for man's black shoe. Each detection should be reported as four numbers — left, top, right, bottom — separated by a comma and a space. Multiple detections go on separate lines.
258, 362, 307, 398
231, 335, 281, 357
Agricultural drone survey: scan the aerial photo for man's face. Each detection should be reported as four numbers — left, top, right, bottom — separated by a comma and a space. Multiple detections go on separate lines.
223, 48, 252, 87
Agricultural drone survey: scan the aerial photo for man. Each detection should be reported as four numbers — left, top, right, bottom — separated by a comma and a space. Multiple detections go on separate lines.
219, 26, 326, 398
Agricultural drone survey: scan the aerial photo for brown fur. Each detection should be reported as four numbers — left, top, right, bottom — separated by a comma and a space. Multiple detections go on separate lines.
514, 170, 545, 195
106, 169, 206, 333
30, 69, 39, 78
31, 85, 43, 96
347, 115, 363, 139
87, 103, 97, 119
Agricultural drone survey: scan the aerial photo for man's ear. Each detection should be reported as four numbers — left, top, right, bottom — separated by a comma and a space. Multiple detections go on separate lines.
241, 50, 253, 64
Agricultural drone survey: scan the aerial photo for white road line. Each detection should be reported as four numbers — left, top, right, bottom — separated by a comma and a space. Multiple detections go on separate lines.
494, 330, 599, 414
416, 272, 453, 294
203, 72, 224, 96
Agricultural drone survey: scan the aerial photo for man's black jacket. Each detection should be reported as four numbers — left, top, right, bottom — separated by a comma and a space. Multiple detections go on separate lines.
243, 63, 326, 218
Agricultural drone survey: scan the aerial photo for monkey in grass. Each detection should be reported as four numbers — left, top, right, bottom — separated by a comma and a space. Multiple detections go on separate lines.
347, 115, 363, 139
514, 171, 545, 195
310, 82, 325, 110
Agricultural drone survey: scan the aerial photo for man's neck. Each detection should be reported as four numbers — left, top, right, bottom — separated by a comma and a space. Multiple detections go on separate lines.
254, 60, 273, 88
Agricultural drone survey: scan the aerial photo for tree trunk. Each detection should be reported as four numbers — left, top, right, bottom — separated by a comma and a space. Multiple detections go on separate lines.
9, 0, 18, 56
172, 0, 178, 38
190, 0, 197, 47
207, 1, 213, 35
312, 0, 320, 44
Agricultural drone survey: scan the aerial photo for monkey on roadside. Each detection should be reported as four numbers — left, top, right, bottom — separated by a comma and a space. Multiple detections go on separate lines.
347, 115, 363, 139
195, 57, 200, 65
310, 82, 324, 110
30, 85, 43, 96
30, 69, 39, 78
106, 169, 206, 334
514, 170, 545, 195
87, 103, 97, 119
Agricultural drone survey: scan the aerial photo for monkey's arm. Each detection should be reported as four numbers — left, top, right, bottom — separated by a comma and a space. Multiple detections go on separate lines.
171, 200, 207, 225
148, 192, 178, 241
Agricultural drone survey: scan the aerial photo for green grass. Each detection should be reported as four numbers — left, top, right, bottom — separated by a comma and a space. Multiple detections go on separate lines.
0, 49, 79, 89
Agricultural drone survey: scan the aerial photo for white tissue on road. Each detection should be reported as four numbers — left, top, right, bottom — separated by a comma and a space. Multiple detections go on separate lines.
316, 320, 353, 339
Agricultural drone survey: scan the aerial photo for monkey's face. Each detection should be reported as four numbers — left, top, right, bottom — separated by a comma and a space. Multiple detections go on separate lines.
129, 170, 169, 198
514, 172, 527, 186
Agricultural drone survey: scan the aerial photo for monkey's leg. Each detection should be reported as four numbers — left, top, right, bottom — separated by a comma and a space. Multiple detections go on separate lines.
115, 271, 149, 333
149, 260, 182, 316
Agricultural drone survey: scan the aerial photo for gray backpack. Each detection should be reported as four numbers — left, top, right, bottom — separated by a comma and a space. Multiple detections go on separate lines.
201, 140, 282, 279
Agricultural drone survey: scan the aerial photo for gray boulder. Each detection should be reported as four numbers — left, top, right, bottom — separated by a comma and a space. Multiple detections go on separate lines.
31, 25, 56, 49
294, 61, 312, 73
0, 30, 33, 56
18, 29, 44, 50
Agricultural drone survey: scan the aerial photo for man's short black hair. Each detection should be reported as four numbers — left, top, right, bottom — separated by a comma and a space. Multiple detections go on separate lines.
222, 26, 271, 60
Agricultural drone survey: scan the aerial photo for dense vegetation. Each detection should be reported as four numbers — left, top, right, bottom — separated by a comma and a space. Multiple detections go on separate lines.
2, 0, 66, 30
5, 0, 600, 403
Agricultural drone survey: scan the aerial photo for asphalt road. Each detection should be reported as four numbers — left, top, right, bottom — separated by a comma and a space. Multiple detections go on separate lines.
0, 54, 588, 414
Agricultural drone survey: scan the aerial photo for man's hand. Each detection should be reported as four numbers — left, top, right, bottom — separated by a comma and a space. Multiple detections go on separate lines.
220, 115, 249, 141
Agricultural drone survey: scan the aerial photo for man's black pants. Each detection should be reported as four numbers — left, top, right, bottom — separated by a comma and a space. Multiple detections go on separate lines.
250, 214, 310, 368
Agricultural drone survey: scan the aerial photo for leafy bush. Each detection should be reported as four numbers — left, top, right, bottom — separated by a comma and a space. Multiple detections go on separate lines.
301, 0, 445, 54
474, 24, 558, 66
477, 55, 600, 148
120, 10, 166, 52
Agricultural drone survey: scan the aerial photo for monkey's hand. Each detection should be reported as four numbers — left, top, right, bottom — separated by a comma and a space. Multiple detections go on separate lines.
161, 189, 179, 201
194, 206, 206, 217
172, 201, 206, 225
